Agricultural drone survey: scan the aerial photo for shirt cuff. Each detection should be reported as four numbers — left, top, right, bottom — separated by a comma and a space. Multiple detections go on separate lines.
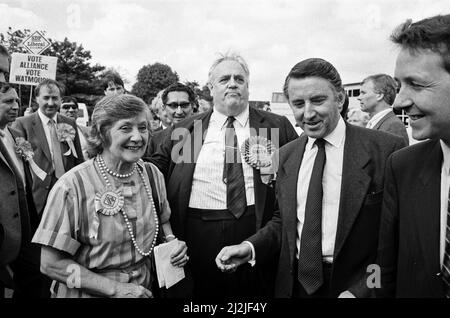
242, 241, 256, 267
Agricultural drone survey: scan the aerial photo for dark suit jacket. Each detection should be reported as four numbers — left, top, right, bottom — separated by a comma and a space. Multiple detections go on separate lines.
372, 111, 409, 146
377, 139, 445, 298
248, 124, 406, 298
12, 112, 84, 215
0, 127, 38, 288
145, 128, 169, 158
148, 107, 297, 296
148, 107, 298, 238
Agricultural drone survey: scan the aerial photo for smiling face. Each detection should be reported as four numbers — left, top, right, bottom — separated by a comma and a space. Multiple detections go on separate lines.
287, 76, 343, 139
0, 88, 19, 128
103, 111, 149, 166
36, 84, 61, 118
394, 48, 450, 143
164, 91, 194, 124
209, 60, 249, 116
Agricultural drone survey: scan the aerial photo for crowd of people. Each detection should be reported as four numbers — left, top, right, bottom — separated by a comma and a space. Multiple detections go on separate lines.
0, 13, 449, 298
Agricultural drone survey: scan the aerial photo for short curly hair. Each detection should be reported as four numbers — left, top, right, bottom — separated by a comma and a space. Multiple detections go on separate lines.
86, 94, 149, 157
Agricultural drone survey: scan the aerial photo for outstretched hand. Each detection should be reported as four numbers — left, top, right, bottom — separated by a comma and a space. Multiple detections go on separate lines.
215, 242, 253, 273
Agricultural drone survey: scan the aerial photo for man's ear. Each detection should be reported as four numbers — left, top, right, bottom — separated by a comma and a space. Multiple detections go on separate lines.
376, 93, 384, 102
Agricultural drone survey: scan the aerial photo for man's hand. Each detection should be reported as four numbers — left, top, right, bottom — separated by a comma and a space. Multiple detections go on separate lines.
215, 242, 252, 273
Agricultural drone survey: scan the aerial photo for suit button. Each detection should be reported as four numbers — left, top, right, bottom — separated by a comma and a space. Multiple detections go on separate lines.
10, 190, 16, 195
45, 186, 50, 189
436, 272, 441, 277
13, 213, 19, 218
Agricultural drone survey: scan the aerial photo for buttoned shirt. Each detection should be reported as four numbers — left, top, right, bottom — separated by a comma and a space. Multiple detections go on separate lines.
366, 108, 392, 129
440, 140, 450, 266
189, 106, 255, 209
296, 117, 346, 263
37, 109, 58, 159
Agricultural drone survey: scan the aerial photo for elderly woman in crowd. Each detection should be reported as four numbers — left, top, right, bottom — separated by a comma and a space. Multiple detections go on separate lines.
32, 94, 188, 298
347, 108, 370, 127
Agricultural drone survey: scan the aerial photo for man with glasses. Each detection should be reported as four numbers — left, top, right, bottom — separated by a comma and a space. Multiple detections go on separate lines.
162, 82, 197, 125
149, 53, 298, 297
59, 96, 89, 159
144, 83, 197, 156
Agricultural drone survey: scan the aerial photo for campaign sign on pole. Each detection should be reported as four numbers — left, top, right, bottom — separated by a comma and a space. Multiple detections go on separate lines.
21, 31, 51, 55
9, 53, 57, 86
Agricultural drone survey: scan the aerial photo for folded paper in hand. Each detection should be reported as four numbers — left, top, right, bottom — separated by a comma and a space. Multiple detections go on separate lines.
154, 239, 185, 288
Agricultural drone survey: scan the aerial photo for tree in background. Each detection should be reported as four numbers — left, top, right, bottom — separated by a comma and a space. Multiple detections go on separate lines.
0, 28, 106, 112
131, 63, 179, 104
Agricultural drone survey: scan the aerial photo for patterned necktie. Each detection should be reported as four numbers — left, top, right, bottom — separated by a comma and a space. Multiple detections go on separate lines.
223, 116, 247, 218
48, 119, 65, 178
442, 184, 450, 298
298, 138, 326, 295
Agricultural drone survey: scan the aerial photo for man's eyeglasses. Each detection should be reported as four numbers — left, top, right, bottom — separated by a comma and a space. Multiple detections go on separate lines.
61, 103, 78, 110
165, 102, 191, 110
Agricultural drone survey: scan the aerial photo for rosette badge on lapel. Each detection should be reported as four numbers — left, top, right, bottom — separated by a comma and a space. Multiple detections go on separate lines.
56, 123, 78, 158
241, 136, 277, 186
15, 137, 47, 181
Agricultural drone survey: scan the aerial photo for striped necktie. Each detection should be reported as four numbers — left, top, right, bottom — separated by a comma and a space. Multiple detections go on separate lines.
442, 184, 450, 298
223, 116, 247, 219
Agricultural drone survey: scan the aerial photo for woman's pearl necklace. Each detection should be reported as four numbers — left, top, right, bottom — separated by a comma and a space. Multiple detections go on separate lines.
96, 155, 159, 257
97, 155, 137, 178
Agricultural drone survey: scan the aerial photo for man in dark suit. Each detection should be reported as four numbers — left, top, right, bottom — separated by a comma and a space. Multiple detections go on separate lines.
216, 58, 405, 298
0, 83, 41, 298
12, 79, 84, 216
376, 15, 450, 298
149, 53, 298, 297
358, 74, 409, 145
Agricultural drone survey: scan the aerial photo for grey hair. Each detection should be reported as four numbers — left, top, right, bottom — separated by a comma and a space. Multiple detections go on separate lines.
86, 94, 149, 157
207, 52, 250, 84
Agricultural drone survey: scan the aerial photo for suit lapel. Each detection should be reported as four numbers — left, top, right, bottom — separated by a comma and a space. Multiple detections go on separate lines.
372, 112, 391, 130
416, 140, 442, 272
249, 107, 271, 229
170, 110, 213, 211
334, 124, 371, 259
278, 136, 307, 267
32, 112, 52, 163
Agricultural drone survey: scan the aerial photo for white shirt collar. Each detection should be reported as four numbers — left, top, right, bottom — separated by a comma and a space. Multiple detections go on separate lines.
367, 108, 392, 128
307, 116, 346, 150
37, 108, 58, 125
440, 140, 450, 174
211, 105, 250, 128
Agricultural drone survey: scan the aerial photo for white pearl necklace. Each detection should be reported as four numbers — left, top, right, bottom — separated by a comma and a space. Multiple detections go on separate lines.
96, 156, 159, 257
97, 155, 137, 178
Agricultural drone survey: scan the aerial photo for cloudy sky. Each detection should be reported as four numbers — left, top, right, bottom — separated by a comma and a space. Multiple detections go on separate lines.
1, 0, 449, 101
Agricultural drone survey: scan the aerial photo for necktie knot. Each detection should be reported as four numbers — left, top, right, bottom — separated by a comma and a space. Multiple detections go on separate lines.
314, 138, 325, 149
48, 118, 55, 126
226, 116, 236, 128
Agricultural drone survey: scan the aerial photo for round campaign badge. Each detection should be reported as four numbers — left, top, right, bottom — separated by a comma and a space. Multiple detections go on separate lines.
95, 189, 124, 216
242, 136, 276, 169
